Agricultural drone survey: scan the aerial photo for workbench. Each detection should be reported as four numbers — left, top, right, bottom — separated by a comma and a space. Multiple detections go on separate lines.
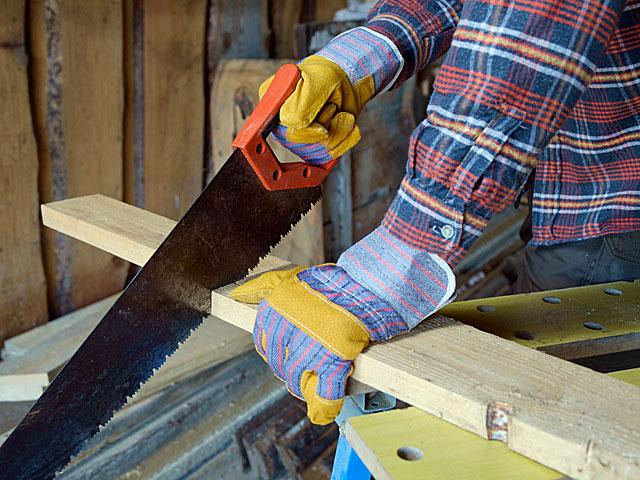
330, 282, 640, 479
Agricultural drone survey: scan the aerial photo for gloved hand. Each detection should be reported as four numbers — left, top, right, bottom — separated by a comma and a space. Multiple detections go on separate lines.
230, 263, 409, 425
231, 226, 455, 425
260, 27, 404, 165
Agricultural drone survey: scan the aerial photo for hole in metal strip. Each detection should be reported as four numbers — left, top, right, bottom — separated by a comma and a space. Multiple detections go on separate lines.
515, 330, 535, 341
542, 296, 561, 304
603, 288, 623, 296
583, 321, 604, 331
477, 305, 496, 313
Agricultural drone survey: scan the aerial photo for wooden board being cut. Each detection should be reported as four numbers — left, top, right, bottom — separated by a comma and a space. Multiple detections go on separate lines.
29, 0, 128, 316
37, 195, 255, 402
0, 0, 48, 341
41, 195, 640, 480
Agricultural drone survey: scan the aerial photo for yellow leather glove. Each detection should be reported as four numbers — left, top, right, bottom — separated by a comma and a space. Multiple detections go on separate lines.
260, 55, 375, 165
230, 264, 409, 425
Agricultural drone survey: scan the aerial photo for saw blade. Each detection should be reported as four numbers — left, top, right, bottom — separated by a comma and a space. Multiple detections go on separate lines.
0, 149, 321, 479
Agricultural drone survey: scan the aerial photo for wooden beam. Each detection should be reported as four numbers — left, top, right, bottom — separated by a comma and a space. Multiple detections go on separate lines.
0, 0, 48, 341
29, 0, 128, 316
124, 0, 207, 220
41, 195, 640, 479
35, 195, 255, 401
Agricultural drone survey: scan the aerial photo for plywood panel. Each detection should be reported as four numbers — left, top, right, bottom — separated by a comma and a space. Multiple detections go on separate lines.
0, 0, 48, 341
30, 0, 128, 316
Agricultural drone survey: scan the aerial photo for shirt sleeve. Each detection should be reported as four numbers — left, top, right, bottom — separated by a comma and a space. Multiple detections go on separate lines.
316, 1, 463, 95
382, 0, 626, 267
366, 0, 464, 87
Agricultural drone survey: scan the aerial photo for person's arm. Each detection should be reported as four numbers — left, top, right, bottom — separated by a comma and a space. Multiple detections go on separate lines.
233, 0, 626, 426
340, 0, 626, 328
262, 0, 463, 165
365, 0, 463, 88
318, 0, 463, 93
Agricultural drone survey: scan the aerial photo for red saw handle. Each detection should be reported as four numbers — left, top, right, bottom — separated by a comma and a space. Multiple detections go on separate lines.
232, 63, 339, 191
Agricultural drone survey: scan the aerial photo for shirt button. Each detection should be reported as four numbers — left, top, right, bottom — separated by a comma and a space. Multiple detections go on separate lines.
440, 224, 455, 240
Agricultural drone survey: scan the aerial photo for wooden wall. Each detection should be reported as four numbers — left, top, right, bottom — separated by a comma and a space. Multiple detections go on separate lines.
0, 0, 48, 341
0, 0, 354, 343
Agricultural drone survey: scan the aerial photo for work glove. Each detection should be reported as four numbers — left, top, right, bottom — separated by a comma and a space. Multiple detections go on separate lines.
231, 226, 455, 425
260, 27, 404, 165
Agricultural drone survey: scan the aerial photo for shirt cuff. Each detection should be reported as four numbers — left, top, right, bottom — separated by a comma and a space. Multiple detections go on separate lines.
384, 101, 536, 266
316, 26, 404, 95
337, 226, 456, 330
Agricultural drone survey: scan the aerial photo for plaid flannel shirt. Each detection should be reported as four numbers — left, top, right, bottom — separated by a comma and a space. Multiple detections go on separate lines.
338, 0, 639, 268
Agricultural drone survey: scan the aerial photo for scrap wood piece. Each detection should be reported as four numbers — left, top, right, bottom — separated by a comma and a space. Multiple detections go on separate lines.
41, 195, 640, 479
125, 0, 207, 221
2, 295, 118, 362
0, 295, 116, 402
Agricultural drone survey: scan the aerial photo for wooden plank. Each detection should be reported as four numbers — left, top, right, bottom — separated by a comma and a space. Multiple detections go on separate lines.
0, 294, 253, 403
210, 59, 324, 265
323, 151, 353, 260
41, 195, 640, 479
124, 0, 207, 220
270, 0, 304, 58
30, 0, 128, 316
313, 0, 348, 22
2, 294, 118, 361
41, 194, 175, 267
204, 0, 270, 183
207, 0, 269, 76
37, 195, 256, 400
210, 290, 640, 480
0, 0, 48, 341
0, 295, 116, 401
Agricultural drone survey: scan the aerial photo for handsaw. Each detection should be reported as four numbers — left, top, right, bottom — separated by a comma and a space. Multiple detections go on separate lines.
0, 64, 337, 479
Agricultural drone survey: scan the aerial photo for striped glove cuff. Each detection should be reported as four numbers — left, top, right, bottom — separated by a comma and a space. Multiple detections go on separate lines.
316, 26, 405, 96
337, 226, 456, 329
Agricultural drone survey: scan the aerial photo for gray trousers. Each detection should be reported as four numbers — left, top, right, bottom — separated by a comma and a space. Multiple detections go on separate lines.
515, 230, 640, 293
514, 182, 640, 293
